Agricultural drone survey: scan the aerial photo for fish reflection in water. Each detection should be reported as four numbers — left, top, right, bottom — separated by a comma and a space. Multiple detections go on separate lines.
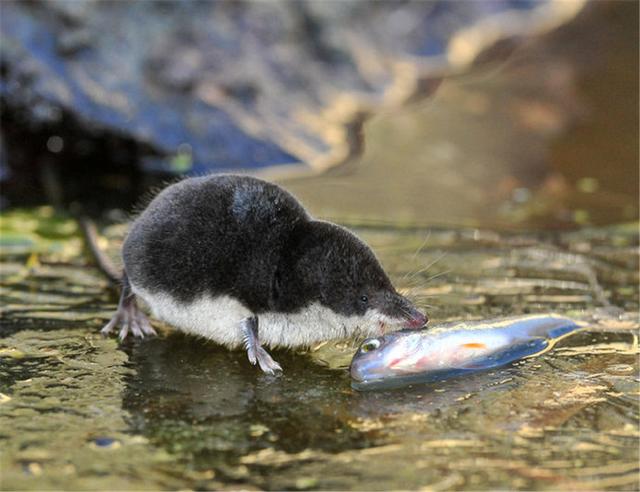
350, 314, 582, 391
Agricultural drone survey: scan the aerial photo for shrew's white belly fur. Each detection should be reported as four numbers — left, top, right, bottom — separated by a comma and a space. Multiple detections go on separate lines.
132, 285, 377, 348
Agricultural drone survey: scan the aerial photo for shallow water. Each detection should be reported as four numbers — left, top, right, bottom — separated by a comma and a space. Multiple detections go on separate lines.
1, 209, 638, 490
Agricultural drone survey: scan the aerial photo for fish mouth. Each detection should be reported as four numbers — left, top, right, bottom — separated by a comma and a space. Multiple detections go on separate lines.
350, 361, 389, 387
349, 362, 365, 382
350, 357, 384, 384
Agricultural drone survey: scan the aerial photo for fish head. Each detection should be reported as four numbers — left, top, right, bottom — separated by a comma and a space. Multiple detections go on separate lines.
350, 330, 424, 383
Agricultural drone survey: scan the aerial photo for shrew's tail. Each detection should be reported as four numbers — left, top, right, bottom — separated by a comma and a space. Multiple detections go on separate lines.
77, 216, 122, 285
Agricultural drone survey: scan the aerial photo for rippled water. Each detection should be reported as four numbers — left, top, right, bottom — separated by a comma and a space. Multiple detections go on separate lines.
1, 209, 638, 490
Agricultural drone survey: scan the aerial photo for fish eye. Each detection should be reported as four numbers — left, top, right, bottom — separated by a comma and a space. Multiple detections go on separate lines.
360, 295, 368, 303
360, 338, 381, 353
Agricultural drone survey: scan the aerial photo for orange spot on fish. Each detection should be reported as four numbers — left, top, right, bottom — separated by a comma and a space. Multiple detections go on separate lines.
461, 342, 487, 349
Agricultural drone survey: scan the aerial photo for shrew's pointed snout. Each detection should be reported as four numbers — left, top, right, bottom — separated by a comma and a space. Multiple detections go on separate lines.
404, 305, 428, 328
391, 293, 428, 329
376, 291, 428, 329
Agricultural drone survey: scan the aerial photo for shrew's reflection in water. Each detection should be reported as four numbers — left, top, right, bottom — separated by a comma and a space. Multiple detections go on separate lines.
121, 333, 381, 462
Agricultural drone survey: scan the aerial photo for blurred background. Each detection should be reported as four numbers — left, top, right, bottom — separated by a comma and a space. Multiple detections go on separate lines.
2, 0, 637, 230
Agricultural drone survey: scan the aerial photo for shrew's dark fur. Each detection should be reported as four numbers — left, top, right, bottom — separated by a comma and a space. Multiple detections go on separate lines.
123, 174, 424, 323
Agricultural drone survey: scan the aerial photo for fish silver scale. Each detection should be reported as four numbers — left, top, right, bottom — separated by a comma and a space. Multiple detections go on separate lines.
350, 314, 583, 391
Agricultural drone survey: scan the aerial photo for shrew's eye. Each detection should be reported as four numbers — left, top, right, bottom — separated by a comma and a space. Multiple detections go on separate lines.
360, 338, 381, 353
360, 295, 368, 303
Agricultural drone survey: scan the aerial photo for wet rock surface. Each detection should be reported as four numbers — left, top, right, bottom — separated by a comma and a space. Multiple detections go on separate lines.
281, 1, 639, 230
0, 0, 584, 208
0, 208, 637, 490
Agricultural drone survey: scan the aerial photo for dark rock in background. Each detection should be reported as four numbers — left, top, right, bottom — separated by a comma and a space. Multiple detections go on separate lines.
0, 0, 584, 209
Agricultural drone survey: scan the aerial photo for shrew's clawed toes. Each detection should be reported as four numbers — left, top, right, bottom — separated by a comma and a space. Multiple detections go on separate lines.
118, 322, 129, 341
256, 347, 282, 374
101, 312, 121, 336
102, 274, 156, 341
241, 316, 283, 375
127, 306, 157, 339
136, 314, 157, 336
246, 348, 258, 366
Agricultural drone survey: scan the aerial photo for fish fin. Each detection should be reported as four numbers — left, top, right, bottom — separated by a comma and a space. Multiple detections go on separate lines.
546, 323, 580, 339
454, 338, 550, 370
517, 316, 580, 339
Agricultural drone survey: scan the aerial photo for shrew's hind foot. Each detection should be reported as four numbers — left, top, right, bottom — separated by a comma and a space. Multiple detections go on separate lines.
241, 316, 282, 375
102, 274, 156, 341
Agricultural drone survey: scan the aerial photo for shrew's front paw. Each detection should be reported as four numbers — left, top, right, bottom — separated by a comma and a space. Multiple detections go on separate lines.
241, 316, 283, 374
254, 346, 282, 374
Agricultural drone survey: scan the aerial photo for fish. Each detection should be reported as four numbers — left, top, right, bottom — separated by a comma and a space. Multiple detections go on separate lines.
350, 314, 583, 391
